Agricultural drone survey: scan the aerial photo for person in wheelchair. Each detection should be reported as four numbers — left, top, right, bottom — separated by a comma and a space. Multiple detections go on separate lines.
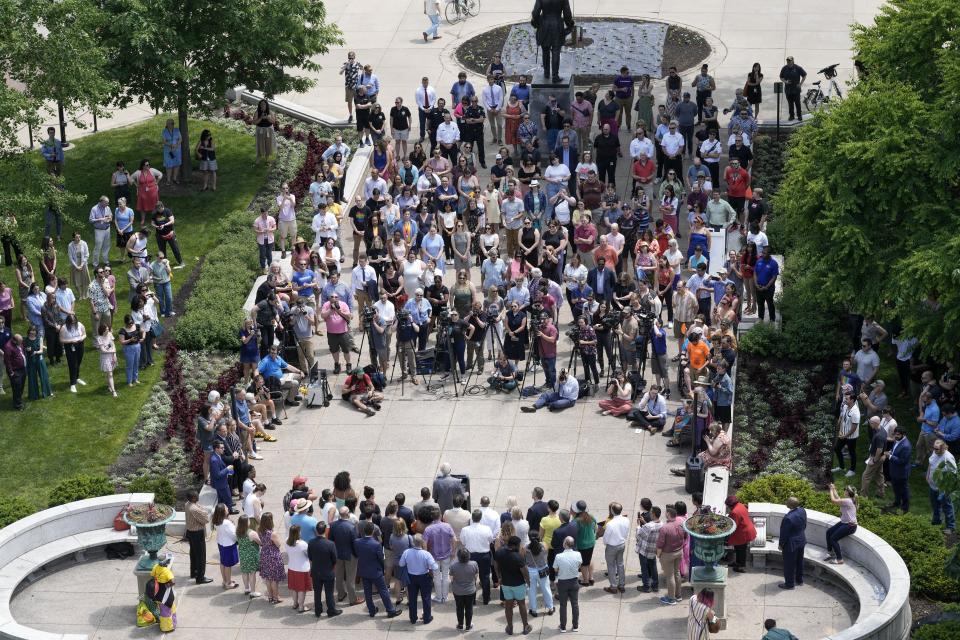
488, 351, 519, 392
256, 344, 304, 407
341, 366, 383, 416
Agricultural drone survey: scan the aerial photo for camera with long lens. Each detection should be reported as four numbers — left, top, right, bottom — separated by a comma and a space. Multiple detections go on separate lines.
397, 309, 412, 326
635, 309, 656, 334
565, 326, 581, 343
601, 313, 620, 330
436, 306, 451, 326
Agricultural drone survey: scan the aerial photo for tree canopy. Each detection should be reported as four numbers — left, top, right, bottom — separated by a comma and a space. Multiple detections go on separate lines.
100, 0, 342, 177
775, 0, 960, 360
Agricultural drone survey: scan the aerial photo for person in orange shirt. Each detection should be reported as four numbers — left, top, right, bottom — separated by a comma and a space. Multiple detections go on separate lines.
684, 330, 711, 397
592, 235, 618, 269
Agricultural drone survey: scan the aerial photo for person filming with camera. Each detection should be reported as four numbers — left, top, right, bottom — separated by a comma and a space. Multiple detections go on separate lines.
320, 292, 354, 375
371, 291, 396, 374
575, 315, 600, 390
521, 367, 579, 413
536, 313, 558, 389
403, 288, 433, 352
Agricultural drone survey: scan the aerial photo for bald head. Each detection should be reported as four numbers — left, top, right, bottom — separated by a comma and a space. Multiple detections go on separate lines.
785, 497, 800, 510
339, 506, 350, 519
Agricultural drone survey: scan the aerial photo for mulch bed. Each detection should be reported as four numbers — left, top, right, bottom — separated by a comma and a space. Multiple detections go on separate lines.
455, 17, 711, 85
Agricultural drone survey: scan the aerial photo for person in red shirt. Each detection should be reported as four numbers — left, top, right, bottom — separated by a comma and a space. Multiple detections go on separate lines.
723, 159, 751, 218
725, 495, 757, 572
631, 153, 656, 204
341, 366, 383, 415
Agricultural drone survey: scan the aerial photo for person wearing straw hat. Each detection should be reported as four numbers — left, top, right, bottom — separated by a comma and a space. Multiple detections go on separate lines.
290, 498, 320, 543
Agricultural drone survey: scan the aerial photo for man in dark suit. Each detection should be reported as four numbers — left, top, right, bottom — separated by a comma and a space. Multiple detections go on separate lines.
777, 497, 807, 590
209, 441, 236, 513
355, 521, 401, 618
884, 426, 912, 513
554, 133, 579, 194
330, 507, 360, 604
587, 256, 616, 304
307, 522, 342, 618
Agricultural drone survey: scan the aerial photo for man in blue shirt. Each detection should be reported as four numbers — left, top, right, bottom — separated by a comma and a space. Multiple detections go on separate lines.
521, 368, 579, 412
40, 127, 64, 175
321, 272, 354, 310
754, 245, 780, 321
404, 288, 432, 351
916, 392, 941, 467
936, 404, 960, 457
290, 499, 319, 543
627, 385, 667, 431
291, 258, 317, 301
510, 76, 531, 108
712, 360, 734, 427
257, 345, 303, 405
450, 72, 475, 106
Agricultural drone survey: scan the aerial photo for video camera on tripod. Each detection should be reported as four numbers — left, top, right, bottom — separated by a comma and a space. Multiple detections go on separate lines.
361, 305, 376, 329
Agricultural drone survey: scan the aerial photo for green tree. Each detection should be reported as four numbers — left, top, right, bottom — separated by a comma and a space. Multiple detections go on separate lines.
101, 0, 342, 179
0, 0, 113, 149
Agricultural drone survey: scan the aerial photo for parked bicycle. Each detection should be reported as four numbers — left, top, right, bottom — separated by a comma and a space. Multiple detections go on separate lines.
803, 63, 844, 113
445, 0, 480, 24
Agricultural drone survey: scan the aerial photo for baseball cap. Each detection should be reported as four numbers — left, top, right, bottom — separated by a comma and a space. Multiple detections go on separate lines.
495, 153, 503, 159
292, 475, 308, 488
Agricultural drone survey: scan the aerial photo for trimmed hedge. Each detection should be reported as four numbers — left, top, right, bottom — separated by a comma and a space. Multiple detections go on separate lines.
0, 496, 35, 528
46, 474, 115, 507
127, 476, 176, 506
914, 621, 960, 640
737, 474, 960, 601
174, 209, 262, 351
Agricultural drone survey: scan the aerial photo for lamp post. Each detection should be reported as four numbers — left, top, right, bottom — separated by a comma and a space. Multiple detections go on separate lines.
773, 81, 783, 141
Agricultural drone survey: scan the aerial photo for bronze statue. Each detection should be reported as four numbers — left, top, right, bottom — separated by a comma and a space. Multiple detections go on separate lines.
531, 0, 575, 84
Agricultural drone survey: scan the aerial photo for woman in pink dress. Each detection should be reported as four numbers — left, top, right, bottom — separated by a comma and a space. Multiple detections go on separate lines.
132, 159, 163, 225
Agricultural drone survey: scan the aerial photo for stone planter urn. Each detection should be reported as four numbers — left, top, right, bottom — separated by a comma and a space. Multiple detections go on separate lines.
683, 513, 737, 581
123, 503, 176, 571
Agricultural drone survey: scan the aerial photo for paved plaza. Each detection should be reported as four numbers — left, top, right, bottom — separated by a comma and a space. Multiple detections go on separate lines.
10, 0, 888, 637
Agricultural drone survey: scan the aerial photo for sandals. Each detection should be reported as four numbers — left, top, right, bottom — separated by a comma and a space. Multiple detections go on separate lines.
224, 582, 239, 590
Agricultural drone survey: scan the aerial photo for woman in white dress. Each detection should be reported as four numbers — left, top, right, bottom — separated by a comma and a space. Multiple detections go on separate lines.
401, 250, 426, 298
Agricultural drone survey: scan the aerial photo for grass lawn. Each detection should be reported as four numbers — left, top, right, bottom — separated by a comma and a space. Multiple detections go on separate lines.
0, 115, 266, 499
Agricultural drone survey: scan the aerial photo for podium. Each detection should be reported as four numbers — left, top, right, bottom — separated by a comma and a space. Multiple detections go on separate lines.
527, 65, 575, 160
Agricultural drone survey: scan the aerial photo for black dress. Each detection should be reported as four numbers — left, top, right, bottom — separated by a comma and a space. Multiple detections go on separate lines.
504, 309, 528, 361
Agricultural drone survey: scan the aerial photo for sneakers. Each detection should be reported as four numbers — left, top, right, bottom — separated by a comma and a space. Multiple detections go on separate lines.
844, 470, 856, 477
659, 596, 676, 605
76, 378, 87, 386
70, 385, 77, 393
830, 467, 842, 473
249, 452, 264, 460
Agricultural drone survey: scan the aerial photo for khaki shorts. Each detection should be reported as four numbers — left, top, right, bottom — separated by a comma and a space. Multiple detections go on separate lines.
393, 128, 410, 141
278, 219, 297, 240
345, 87, 356, 102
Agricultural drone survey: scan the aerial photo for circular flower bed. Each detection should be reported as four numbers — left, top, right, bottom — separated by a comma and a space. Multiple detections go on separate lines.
456, 17, 711, 84
125, 503, 175, 525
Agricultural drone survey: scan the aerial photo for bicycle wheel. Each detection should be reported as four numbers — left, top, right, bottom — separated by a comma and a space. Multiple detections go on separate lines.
466, 0, 480, 17
444, 1, 462, 24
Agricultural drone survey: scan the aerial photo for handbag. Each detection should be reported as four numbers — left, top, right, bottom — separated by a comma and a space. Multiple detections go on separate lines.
708, 617, 721, 633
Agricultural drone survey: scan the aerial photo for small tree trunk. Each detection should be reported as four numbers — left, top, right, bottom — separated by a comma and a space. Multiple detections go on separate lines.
178, 107, 191, 181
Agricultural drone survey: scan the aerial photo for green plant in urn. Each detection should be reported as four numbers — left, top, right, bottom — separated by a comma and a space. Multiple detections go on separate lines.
683, 513, 737, 580
123, 503, 176, 571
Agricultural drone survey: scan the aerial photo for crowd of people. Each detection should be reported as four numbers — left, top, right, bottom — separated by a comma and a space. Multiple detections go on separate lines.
187, 464, 800, 639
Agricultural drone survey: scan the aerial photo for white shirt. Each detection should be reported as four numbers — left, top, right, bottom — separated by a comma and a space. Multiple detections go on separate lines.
415, 84, 438, 111
373, 299, 396, 324
629, 136, 655, 160
661, 131, 685, 156
480, 507, 501, 536
700, 138, 723, 163
276, 192, 296, 221
425, 0, 441, 17
242, 492, 259, 518
747, 230, 769, 253
481, 84, 504, 110
927, 451, 957, 490
839, 401, 861, 440
364, 177, 388, 200
544, 163, 571, 184
311, 211, 339, 242
242, 478, 256, 498
728, 132, 751, 149
216, 519, 237, 546
436, 121, 460, 145
602, 514, 631, 546
286, 540, 311, 572
459, 522, 495, 553
417, 172, 439, 195
351, 264, 377, 292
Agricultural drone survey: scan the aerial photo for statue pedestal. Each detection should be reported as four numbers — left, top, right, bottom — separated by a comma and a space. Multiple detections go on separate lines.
690, 566, 728, 629
527, 69, 575, 163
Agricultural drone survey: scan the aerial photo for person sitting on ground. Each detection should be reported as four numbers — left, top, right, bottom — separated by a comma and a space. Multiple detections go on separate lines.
671, 422, 730, 475
521, 367, 579, 413
664, 399, 695, 445
341, 366, 383, 415
627, 384, 668, 431
488, 351, 519, 392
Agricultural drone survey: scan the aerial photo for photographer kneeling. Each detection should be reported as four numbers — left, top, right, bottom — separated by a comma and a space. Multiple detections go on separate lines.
488, 352, 519, 392
342, 366, 383, 415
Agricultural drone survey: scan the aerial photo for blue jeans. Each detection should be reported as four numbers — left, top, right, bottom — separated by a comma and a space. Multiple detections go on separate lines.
825, 522, 857, 561
541, 357, 557, 388
155, 281, 173, 316
425, 13, 440, 37
639, 554, 658, 589
258, 241, 273, 269
527, 567, 553, 612
930, 488, 956, 530
123, 344, 140, 384
533, 391, 575, 411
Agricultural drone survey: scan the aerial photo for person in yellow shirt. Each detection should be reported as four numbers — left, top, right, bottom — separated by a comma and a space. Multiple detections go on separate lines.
538, 499, 562, 585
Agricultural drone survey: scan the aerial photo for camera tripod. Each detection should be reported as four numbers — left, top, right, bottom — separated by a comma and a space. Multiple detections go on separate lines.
519, 324, 542, 396
425, 320, 460, 397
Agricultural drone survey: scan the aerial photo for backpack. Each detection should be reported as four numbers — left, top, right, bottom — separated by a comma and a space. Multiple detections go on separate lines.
282, 490, 294, 513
